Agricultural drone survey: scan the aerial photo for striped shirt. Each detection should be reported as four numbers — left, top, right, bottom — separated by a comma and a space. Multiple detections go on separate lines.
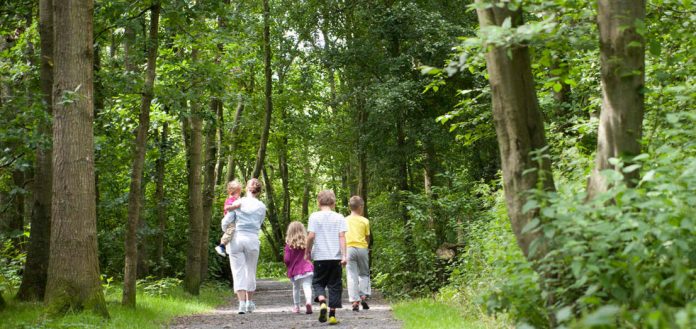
307, 210, 347, 261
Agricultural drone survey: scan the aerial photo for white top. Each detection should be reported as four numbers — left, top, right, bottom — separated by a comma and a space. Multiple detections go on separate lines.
307, 210, 348, 261
221, 197, 266, 237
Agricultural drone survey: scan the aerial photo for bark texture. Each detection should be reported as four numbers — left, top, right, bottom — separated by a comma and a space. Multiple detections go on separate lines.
587, 0, 646, 199
184, 112, 204, 295
16, 0, 53, 301
123, 3, 159, 307
154, 122, 168, 275
200, 100, 220, 281
474, 1, 555, 258
45, 0, 108, 317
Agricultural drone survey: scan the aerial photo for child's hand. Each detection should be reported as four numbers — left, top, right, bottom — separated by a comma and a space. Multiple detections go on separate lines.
340, 257, 347, 267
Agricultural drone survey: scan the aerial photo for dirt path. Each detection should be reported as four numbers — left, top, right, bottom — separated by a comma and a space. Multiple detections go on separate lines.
169, 279, 402, 329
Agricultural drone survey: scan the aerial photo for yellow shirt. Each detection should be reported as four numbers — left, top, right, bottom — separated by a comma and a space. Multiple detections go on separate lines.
345, 215, 370, 248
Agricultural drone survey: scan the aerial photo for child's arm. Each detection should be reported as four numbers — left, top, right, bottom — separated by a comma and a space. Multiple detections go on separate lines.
224, 200, 242, 212
283, 245, 291, 266
339, 231, 347, 266
305, 232, 315, 261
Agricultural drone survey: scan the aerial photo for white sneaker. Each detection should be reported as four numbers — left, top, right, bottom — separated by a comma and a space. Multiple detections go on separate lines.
215, 245, 227, 257
246, 300, 256, 313
238, 302, 246, 314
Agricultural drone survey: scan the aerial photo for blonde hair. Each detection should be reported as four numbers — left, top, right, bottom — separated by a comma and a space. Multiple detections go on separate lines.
317, 190, 336, 207
285, 221, 307, 249
246, 178, 263, 196
227, 180, 242, 194
349, 195, 364, 211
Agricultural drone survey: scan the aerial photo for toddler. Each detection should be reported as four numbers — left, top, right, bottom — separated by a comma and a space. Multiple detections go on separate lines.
215, 180, 242, 257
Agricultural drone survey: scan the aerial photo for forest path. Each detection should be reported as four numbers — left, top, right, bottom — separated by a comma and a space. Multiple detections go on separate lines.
168, 279, 402, 329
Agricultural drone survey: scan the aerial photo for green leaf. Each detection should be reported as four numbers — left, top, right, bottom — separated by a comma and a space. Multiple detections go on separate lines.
552, 83, 563, 93
521, 218, 540, 234
582, 305, 621, 326
623, 164, 641, 173
556, 306, 573, 323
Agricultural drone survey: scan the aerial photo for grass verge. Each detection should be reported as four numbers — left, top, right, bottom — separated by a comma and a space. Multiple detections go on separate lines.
0, 282, 228, 328
393, 299, 505, 329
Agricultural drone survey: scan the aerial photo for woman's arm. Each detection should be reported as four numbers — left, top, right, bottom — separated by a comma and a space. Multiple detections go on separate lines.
221, 211, 236, 231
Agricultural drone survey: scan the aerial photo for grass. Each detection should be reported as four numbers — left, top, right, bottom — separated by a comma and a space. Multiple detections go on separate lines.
393, 299, 507, 329
0, 281, 228, 329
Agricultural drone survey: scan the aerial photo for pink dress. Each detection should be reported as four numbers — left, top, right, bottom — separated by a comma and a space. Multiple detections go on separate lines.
223, 195, 238, 215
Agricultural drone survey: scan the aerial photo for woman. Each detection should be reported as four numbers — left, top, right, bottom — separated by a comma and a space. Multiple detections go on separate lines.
221, 178, 266, 314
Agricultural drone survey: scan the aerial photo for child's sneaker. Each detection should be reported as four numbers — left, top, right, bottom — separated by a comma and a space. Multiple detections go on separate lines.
361, 300, 370, 310
215, 245, 227, 257
305, 303, 313, 314
328, 316, 339, 325
291, 305, 300, 314
318, 303, 328, 322
352, 302, 360, 312
237, 302, 246, 314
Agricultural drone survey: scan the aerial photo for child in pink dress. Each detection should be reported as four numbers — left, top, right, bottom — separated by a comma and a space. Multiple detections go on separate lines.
215, 180, 242, 257
284, 221, 315, 314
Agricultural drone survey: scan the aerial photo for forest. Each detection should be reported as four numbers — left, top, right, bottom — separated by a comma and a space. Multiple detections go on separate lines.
1, 0, 694, 328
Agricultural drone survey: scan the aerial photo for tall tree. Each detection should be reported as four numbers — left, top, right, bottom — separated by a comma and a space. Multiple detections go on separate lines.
252, 0, 273, 179
44, 0, 108, 317
200, 101, 220, 280
587, 0, 646, 199
473, 0, 555, 258
16, 0, 53, 301
225, 93, 246, 182
154, 121, 168, 275
183, 98, 204, 295
123, 2, 160, 307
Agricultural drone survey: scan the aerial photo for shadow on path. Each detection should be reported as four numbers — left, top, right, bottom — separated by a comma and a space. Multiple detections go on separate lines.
169, 279, 402, 328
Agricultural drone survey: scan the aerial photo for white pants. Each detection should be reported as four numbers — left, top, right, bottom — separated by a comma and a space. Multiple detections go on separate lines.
347, 247, 371, 302
291, 275, 313, 306
227, 232, 260, 292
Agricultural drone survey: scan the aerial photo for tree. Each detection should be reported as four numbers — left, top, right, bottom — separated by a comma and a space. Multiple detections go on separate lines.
44, 0, 108, 317
587, 0, 646, 199
16, 0, 53, 302
183, 102, 204, 295
252, 0, 273, 179
473, 0, 555, 258
123, 2, 160, 307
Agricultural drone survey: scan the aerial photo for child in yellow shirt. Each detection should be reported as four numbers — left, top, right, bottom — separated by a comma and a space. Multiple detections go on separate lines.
344, 196, 371, 312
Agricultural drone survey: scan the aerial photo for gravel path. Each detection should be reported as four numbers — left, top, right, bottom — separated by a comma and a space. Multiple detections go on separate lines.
168, 279, 402, 329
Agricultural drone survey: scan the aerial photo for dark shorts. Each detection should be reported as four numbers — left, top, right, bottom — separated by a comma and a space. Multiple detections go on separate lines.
312, 260, 343, 309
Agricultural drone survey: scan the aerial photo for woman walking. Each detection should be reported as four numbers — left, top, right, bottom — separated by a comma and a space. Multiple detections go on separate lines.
221, 178, 266, 314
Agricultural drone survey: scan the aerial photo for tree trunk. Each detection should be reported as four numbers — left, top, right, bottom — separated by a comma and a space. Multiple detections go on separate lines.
301, 162, 311, 220
201, 100, 220, 281
17, 0, 53, 301
184, 109, 204, 295
215, 100, 225, 185
123, 3, 159, 307
262, 167, 284, 261
474, 1, 555, 259
587, 0, 646, 199
225, 94, 245, 183
45, 0, 108, 316
136, 176, 149, 279
356, 95, 369, 219
154, 121, 168, 275
252, 0, 273, 179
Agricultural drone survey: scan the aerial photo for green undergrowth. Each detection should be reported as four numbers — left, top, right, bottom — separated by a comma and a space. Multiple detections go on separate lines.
0, 280, 228, 329
393, 299, 510, 329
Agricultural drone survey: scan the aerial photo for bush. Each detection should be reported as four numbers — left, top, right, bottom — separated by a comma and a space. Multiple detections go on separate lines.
524, 112, 696, 328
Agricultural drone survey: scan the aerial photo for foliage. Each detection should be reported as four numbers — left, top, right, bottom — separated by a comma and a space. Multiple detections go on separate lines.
256, 261, 287, 280
524, 112, 696, 328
